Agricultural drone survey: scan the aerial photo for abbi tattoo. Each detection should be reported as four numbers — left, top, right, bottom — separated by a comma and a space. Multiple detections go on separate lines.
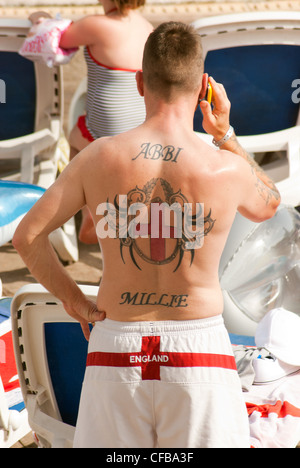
132, 142, 183, 163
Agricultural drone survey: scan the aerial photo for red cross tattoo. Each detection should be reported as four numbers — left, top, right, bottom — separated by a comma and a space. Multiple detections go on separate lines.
137, 208, 178, 263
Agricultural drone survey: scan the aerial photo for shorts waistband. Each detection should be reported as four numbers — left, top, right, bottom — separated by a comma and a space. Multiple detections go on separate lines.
96, 315, 224, 335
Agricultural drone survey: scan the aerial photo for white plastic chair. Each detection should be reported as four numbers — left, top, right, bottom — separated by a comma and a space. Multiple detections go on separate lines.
0, 298, 31, 448
0, 377, 31, 448
11, 284, 98, 448
0, 18, 78, 263
0, 19, 63, 187
191, 11, 300, 207
68, 77, 87, 137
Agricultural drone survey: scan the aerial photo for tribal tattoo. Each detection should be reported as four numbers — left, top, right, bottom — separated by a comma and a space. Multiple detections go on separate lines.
99, 178, 215, 272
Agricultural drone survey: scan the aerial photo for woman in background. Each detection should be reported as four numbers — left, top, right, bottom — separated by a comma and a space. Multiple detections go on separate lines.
31, 1, 153, 244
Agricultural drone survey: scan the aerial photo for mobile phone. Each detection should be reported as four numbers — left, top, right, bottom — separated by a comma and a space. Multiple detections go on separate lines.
205, 82, 212, 104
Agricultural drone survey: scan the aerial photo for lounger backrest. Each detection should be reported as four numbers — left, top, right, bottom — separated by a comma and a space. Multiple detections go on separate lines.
11, 284, 98, 446
44, 322, 89, 427
0, 19, 63, 141
192, 12, 300, 136
0, 52, 36, 140
194, 44, 300, 136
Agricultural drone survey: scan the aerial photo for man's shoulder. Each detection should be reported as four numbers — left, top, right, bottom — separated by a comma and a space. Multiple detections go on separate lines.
217, 147, 249, 170
71, 136, 116, 172
86, 135, 116, 154
192, 145, 250, 184
84, 133, 137, 168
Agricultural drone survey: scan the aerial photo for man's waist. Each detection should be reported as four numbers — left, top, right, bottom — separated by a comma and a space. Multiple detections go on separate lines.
98, 287, 223, 322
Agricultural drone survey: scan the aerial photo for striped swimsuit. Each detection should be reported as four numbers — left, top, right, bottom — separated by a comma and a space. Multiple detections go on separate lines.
77, 46, 146, 141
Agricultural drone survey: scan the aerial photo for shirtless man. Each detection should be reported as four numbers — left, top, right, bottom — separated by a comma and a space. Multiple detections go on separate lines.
13, 22, 280, 448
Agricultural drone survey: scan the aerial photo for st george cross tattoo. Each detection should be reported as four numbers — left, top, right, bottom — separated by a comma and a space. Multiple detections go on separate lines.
103, 178, 216, 272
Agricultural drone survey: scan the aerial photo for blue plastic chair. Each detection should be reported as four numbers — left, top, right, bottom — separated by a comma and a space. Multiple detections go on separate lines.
11, 284, 98, 448
194, 43, 300, 137
0, 297, 31, 447
0, 19, 78, 263
192, 11, 300, 207
0, 52, 35, 142
0, 19, 63, 187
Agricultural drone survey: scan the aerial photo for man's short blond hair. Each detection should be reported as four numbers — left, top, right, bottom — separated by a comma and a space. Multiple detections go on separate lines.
142, 22, 204, 100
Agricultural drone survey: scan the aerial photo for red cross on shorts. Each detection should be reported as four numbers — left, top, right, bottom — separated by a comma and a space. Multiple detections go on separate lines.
86, 336, 237, 381
137, 209, 178, 263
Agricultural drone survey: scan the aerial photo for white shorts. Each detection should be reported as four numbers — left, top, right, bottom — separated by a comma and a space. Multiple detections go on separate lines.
74, 316, 250, 448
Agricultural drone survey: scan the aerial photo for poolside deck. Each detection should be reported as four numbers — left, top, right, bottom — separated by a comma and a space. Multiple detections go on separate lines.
1, 1, 300, 24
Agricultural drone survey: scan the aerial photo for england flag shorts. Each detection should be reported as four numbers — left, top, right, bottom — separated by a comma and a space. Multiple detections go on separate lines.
74, 316, 250, 448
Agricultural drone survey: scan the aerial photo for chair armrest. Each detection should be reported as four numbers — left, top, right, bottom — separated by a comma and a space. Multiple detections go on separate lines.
195, 126, 300, 153
0, 129, 57, 158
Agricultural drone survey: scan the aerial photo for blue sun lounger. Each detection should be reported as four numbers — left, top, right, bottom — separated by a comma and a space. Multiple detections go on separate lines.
11, 284, 97, 448
0, 297, 31, 448
0, 18, 78, 263
192, 11, 300, 207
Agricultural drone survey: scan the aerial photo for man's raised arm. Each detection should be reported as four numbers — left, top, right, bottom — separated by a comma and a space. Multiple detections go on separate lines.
199, 76, 281, 212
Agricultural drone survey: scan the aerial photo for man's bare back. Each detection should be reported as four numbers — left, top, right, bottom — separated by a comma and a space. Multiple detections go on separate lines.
83, 130, 235, 321
76, 87, 279, 322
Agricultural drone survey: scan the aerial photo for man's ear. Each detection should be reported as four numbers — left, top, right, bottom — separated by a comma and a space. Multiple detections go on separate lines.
136, 70, 144, 97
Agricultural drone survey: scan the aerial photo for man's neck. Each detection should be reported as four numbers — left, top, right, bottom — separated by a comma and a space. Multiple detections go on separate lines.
144, 95, 197, 133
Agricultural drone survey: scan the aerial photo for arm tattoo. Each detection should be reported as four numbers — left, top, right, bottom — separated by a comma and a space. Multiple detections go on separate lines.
228, 134, 280, 205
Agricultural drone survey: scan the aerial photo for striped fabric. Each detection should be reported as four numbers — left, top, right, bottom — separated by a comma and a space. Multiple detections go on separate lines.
84, 46, 146, 139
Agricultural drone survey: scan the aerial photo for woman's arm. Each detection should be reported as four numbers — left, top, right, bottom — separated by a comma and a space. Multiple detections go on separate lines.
59, 15, 106, 49
28, 11, 103, 49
